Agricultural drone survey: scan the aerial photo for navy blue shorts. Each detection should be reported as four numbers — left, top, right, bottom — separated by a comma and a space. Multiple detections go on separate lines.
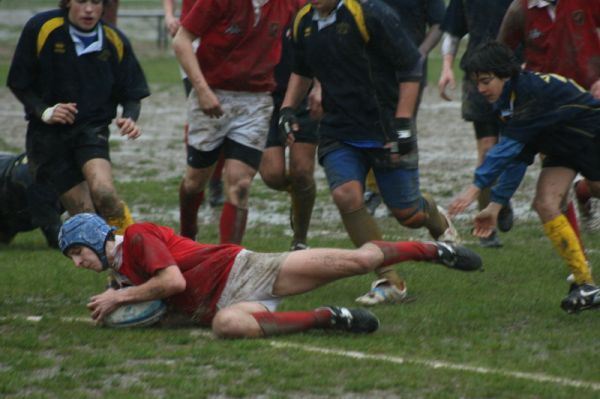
321, 143, 421, 209
26, 123, 110, 194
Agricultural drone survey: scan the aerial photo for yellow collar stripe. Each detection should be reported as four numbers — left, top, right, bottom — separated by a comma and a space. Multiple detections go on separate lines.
293, 3, 313, 41
103, 25, 123, 62
344, 0, 369, 42
37, 17, 64, 57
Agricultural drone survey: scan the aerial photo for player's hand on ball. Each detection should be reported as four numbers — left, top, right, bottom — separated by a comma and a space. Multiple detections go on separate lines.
87, 288, 122, 324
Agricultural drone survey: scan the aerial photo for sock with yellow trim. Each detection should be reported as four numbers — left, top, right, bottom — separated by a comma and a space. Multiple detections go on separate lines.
106, 201, 134, 235
365, 169, 379, 194
543, 214, 593, 285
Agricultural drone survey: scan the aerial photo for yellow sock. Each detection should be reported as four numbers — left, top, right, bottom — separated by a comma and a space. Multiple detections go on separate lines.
543, 214, 593, 285
366, 169, 379, 194
106, 202, 135, 235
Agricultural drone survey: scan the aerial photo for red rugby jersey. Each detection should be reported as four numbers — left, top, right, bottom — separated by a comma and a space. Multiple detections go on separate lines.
181, 0, 304, 92
117, 223, 244, 325
500, 0, 600, 88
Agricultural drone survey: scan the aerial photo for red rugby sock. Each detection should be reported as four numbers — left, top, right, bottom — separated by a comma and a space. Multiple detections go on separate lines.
370, 240, 438, 266
220, 202, 248, 244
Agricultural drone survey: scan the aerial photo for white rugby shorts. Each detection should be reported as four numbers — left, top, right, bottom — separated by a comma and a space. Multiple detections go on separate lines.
187, 89, 273, 152
216, 249, 289, 312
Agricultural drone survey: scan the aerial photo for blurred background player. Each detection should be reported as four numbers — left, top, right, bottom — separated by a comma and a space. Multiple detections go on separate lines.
6, 0, 150, 234
449, 41, 600, 314
0, 152, 63, 248
259, 25, 319, 251
162, 0, 225, 208
281, 0, 459, 306
172, 0, 304, 244
103, 0, 118, 26
497, 0, 600, 235
438, 0, 514, 248
58, 213, 481, 338
363, 0, 446, 215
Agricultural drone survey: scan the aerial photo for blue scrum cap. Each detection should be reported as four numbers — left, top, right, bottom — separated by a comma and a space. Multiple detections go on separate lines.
58, 213, 116, 269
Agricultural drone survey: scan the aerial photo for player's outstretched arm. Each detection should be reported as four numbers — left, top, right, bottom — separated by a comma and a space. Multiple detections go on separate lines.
87, 265, 185, 322
449, 184, 480, 216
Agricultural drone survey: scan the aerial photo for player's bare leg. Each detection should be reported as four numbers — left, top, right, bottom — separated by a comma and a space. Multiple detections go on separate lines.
220, 158, 257, 244
213, 301, 379, 338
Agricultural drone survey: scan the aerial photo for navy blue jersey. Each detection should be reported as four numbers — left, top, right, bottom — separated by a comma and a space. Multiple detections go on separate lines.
475, 71, 600, 202
499, 72, 600, 151
441, 0, 512, 70
381, 0, 445, 46
7, 9, 150, 131
291, 0, 421, 142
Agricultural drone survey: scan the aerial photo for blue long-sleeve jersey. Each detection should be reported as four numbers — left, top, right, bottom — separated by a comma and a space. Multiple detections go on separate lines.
473, 71, 600, 204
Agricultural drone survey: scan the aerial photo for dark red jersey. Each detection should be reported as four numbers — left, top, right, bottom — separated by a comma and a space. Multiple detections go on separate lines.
499, 0, 600, 88
181, 0, 304, 92
117, 223, 244, 325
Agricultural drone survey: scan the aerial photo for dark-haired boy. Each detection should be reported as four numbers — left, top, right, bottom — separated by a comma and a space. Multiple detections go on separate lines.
449, 41, 600, 313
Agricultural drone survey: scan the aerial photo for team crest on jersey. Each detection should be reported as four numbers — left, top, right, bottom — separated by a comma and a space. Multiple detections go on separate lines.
53, 42, 66, 54
225, 24, 242, 34
97, 49, 111, 61
572, 10, 585, 26
336, 22, 350, 35
303, 26, 312, 37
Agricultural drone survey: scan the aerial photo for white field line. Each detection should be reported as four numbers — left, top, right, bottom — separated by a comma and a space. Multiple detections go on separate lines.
269, 341, 600, 392
4, 314, 600, 392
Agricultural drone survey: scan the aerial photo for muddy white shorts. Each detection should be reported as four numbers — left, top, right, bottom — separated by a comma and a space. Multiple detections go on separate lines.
187, 89, 273, 152
217, 249, 289, 312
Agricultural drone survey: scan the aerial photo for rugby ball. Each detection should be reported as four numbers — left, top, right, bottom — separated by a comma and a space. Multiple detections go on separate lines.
102, 298, 167, 328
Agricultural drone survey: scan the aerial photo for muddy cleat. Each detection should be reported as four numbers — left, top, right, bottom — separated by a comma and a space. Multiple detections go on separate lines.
435, 242, 482, 271
355, 278, 409, 306
290, 241, 309, 251
436, 206, 461, 243
577, 197, 600, 234
364, 191, 382, 216
208, 180, 224, 208
497, 202, 514, 233
479, 230, 503, 248
560, 283, 600, 313
321, 306, 380, 333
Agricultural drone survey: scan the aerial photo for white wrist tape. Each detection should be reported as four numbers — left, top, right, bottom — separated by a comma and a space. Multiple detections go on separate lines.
441, 33, 459, 57
41, 105, 57, 123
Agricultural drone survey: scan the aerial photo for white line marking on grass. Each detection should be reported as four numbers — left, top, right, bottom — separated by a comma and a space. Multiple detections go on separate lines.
269, 341, 600, 392
9, 315, 600, 391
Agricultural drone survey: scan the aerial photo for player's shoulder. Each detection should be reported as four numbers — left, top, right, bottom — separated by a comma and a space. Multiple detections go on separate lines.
24, 9, 66, 32
124, 222, 172, 237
